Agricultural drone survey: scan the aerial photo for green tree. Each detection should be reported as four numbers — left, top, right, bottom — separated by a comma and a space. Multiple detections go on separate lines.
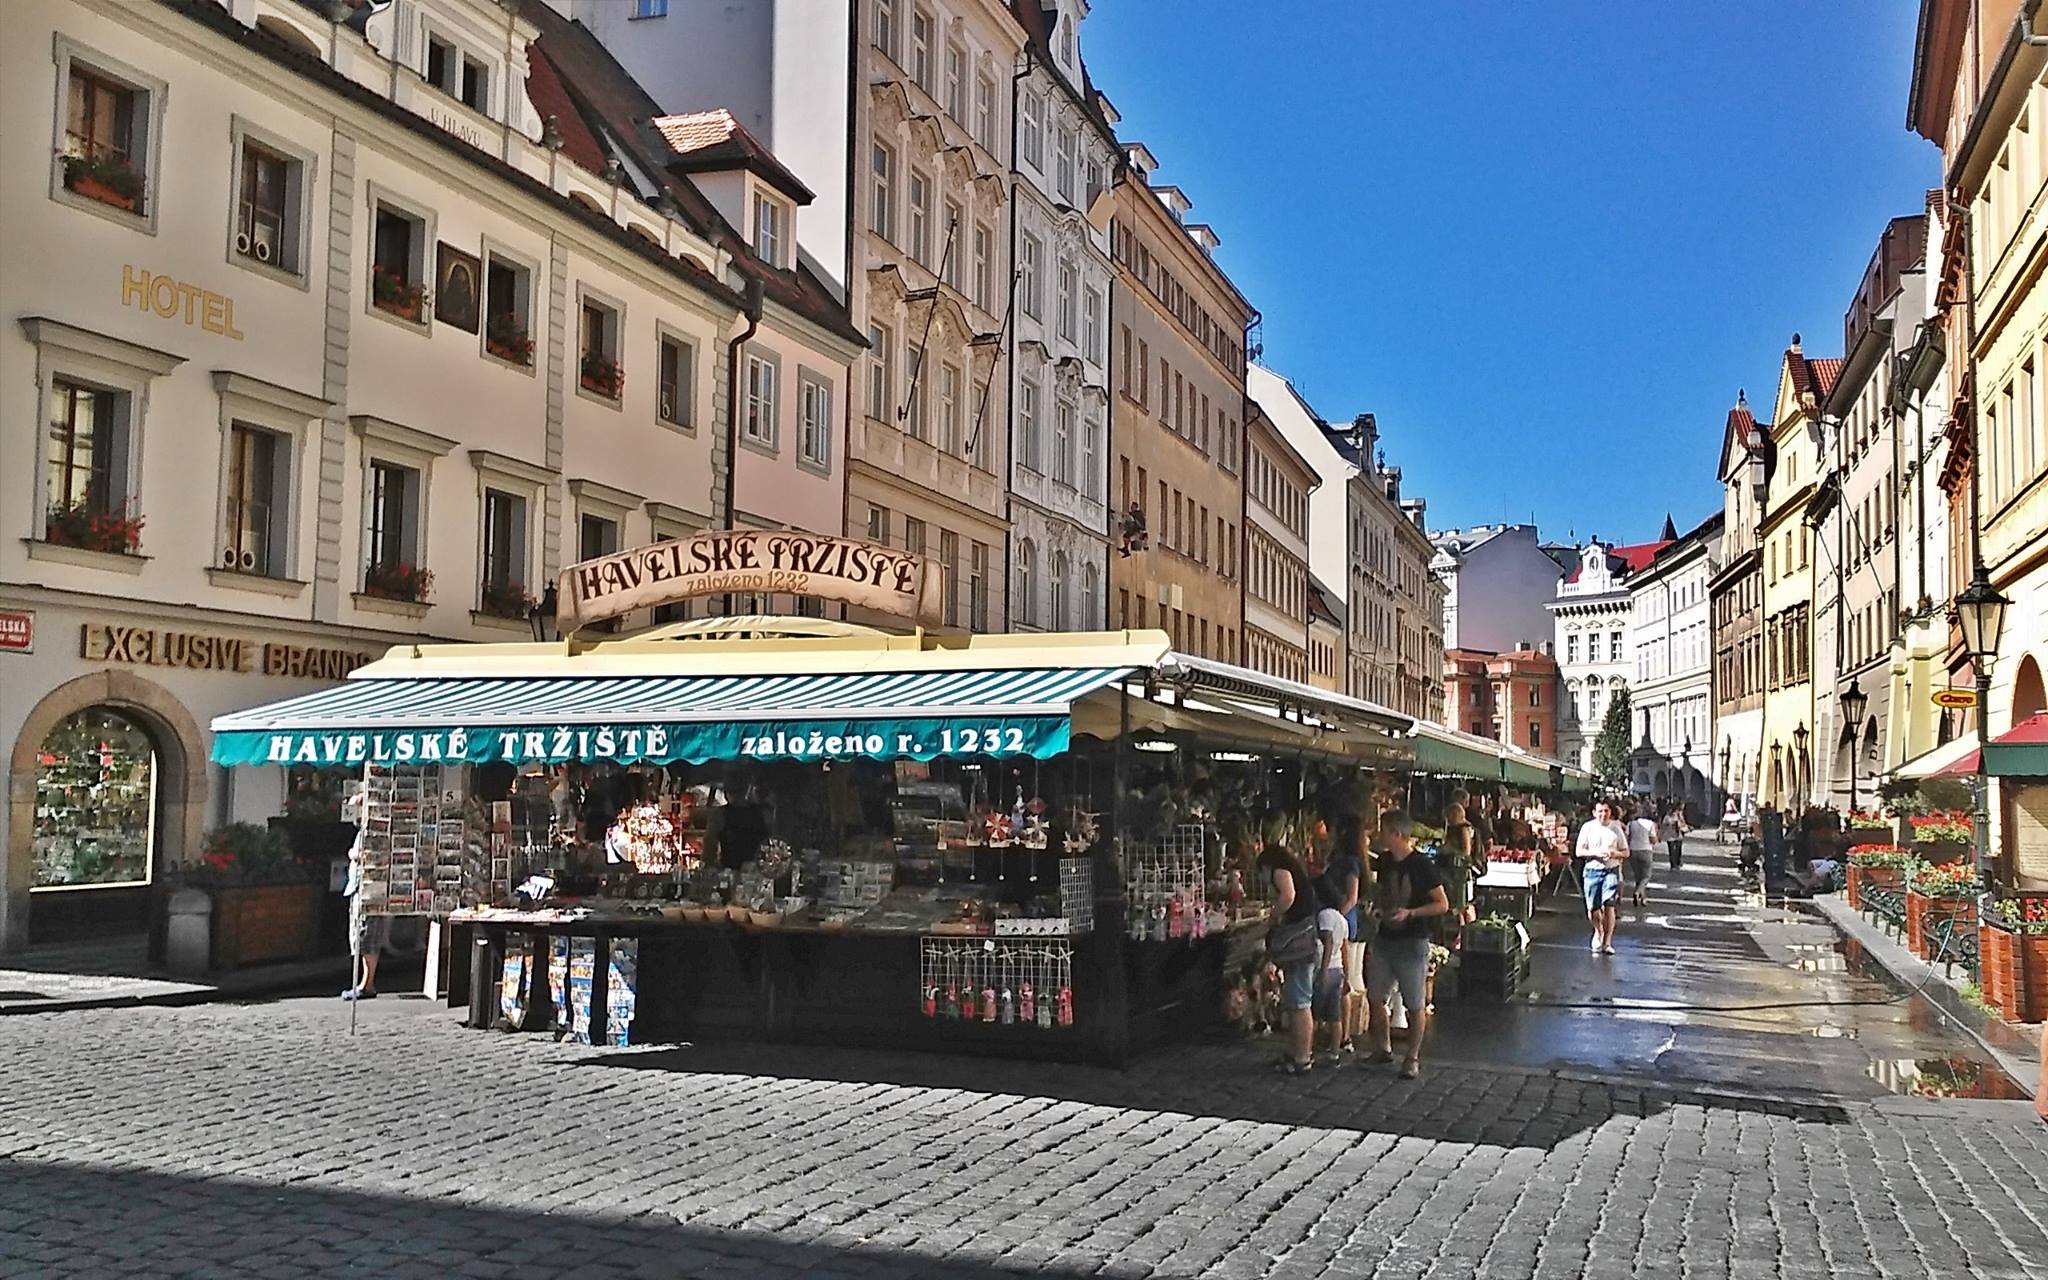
1592, 686, 1634, 789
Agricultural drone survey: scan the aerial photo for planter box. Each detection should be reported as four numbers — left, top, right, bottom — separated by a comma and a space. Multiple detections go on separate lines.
1914, 840, 1970, 866
67, 173, 138, 212
210, 883, 320, 969
1905, 889, 1973, 961
1849, 864, 1903, 913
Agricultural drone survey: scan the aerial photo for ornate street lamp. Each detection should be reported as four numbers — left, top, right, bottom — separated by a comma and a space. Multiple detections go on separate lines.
1956, 567, 2011, 890
1841, 679, 1868, 815
528, 583, 561, 643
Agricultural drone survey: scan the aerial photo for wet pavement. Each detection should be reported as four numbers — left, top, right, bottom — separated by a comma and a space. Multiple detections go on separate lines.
1427, 830, 2027, 1101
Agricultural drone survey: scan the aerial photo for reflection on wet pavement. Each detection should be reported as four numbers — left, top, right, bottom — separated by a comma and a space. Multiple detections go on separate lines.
1424, 833, 2022, 1101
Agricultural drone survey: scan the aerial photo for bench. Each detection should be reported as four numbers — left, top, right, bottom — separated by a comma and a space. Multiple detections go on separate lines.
1925, 911, 1980, 982
1862, 884, 1907, 940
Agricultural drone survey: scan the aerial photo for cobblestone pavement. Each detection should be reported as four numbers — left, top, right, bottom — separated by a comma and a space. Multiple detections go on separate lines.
2, 836, 2046, 1279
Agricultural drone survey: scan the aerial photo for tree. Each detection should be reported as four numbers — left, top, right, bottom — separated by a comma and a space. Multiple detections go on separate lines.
1592, 686, 1634, 789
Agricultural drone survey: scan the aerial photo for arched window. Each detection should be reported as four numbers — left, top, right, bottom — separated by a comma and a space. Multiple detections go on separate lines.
33, 708, 158, 889
1079, 560, 1099, 630
1050, 550, 1069, 629
1016, 538, 1037, 627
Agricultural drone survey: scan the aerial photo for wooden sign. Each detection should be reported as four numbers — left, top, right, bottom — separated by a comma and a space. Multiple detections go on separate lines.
556, 531, 945, 632
1931, 688, 1978, 709
82, 623, 375, 679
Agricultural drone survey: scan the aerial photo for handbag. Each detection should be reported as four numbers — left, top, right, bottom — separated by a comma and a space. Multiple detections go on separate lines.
1265, 912, 1319, 966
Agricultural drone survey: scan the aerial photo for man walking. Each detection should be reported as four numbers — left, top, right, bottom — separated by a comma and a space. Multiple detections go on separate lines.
1660, 804, 1687, 872
1364, 810, 1449, 1079
1575, 800, 1628, 955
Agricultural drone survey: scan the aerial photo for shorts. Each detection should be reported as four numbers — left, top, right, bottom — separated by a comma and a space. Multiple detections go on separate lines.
1314, 968, 1346, 1022
1281, 959, 1316, 1011
1582, 862, 1620, 912
1366, 935, 1431, 1012
349, 894, 390, 955
1342, 940, 1366, 994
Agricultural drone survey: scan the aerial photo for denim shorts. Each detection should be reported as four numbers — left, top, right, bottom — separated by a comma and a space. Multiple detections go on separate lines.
1281, 959, 1316, 1011
1582, 862, 1620, 912
1314, 968, 1346, 1021
1367, 935, 1431, 1011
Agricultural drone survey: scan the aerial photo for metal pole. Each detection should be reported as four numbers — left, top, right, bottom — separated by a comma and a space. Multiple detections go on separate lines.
1975, 663, 1993, 892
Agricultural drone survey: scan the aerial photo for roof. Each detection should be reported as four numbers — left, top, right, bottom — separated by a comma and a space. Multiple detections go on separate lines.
1306, 578, 1343, 628
1807, 358, 1844, 398
651, 109, 815, 203
521, 3, 863, 346
1008, 0, 1122, 157
1562, 539, 1673, 585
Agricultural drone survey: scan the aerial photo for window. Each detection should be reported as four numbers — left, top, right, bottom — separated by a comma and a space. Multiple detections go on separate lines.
1080, 561, 1098, 629
910, 8, 933, 91
940, 530, 961, 626
365, 460, 419, 582
903, 516, 928, 558
577, 295, 622, 399
873, 0, 896, 57
903, 358, 926, 440
1019, 233, 1042, 318
1609, 631, 1622, 662
1017, 539, 1039, 626
60, 52, 153, 219
1529, 723, 1542, 748
32, 708, 156, 890
1051, 551, 1069, 629
943, 44, 965, 121
426, 34, 490, 114
908, 169, 931, 267
869, 143, 895, 240
1119, 325, 1133, 393
233, 137, 303, 275
744, 350, 779, 447
973, 223, 993, 311
799, 372, 832, 468
752, 193, 787, 268
942, 200, 964, 288
1137, 339, 1149, 405
1087, 156, 1107, 207
371, 201, 428, 322
658, 333, 695, 427
1020, 91, 1043, 168
939, 363, 962, 456
1053, 400, 1073, 485
970, 541, 990, 631
481, 488, 528, 600
632, 0, 668, 15
484, 252, 534, 366
44, 379, 124, 538
866, 503, 891, 546
867, 323, 892, 422
1057, 262, 1077, 341
975, 74, 996, 149
222, 422, 287, 577
1084, 286, 1103, 362
579, 513, 619, 562
1081, 408, 1102, 500
1018, 374, 1042, 472
1055, 126, 1076, 202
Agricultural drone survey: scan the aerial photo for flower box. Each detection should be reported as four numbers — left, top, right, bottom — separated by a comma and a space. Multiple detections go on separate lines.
1914, 840, 1970, 867
61, 153, 144, 213
362, 560, 433, 604
371, 266, 428, 324
478, 580, 536, 620
486, 315, 534, 366
209, 883, 320, 969
45, 500, 143, 555
580, 351, 623, 398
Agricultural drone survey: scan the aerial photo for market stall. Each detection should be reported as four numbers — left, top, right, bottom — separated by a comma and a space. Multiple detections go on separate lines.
210, 602, 1413, 1063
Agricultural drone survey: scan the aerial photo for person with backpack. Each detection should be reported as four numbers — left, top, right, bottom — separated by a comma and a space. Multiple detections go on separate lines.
1258, 833, 1321, 1075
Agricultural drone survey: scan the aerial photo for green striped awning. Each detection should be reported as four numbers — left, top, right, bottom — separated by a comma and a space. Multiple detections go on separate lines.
210, 666, 1129, 767
1409, 725, 1504, 781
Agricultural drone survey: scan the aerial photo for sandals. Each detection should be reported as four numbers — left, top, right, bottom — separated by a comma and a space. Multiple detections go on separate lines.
1365, 1050, 1396, 1066
1399, 1059, 1420, 1080
1276, 1058, 1313, 1076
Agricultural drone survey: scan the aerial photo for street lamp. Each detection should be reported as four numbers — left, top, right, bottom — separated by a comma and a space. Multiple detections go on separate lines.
528, 583, 560, 642
1956, 567, 2011, 890
1841, 678, 1868, 814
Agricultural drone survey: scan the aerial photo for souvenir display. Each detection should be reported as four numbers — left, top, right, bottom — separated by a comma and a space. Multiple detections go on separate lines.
1126, 826, 1209, 943
919, 937, 1073, 1031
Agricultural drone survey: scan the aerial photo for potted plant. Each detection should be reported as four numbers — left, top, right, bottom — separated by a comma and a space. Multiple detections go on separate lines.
171, 823, 319, 969
44, 499, 143, 554
1909, 810, 1973, 865
486, 313, 534, 365
1905, 860, 1978, 961
60, 150, 145, 212
362, 559, 433, 604
1845, 844, 1915, 910
479, 578, 537, 620
371, 265, 429, 322
580, 349, 623, 397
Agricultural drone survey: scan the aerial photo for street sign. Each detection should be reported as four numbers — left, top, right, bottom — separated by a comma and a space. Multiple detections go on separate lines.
1931, 688, 1978, 709
0, 609, 31, 653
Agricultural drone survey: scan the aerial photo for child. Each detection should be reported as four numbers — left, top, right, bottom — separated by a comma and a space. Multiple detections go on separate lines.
1313, 899, 1349, 1068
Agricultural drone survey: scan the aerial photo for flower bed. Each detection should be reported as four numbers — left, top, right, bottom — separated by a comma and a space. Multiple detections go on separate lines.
1909, 811, 1972, 865
169, 823, 318, 970
1982, 896, 2048, 1023
45, 499, 143, 554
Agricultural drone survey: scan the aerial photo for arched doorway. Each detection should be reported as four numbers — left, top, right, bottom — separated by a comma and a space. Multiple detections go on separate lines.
2013, 654, 2046, 724
5, 672, 205, 950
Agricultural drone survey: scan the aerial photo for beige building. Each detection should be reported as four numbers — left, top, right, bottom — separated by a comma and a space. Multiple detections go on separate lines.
1243, 405, 1315, 682
0, 0, 857, 950
1331, 415, 1446, 720
1106, 146, 1250, 660
1759, 338, 1837, 806
1307, 575, 1344, 694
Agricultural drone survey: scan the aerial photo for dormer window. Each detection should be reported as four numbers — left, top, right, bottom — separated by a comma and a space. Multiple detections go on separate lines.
752, 191, 788, 269
425, 32, 490, 115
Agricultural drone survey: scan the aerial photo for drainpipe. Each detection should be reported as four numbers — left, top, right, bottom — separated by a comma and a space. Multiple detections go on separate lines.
1001, 45, 1031, 633
723, 277, 766, 531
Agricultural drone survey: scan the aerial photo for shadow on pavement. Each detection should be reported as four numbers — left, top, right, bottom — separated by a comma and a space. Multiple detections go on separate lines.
0, 1158, 1089, 1280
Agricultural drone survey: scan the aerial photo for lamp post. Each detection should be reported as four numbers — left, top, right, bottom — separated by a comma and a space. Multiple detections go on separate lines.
527, 583, 561, 643
1840, 678, 1868, 815
1793, 722, 1809, 811
1956, 568, 2010, 891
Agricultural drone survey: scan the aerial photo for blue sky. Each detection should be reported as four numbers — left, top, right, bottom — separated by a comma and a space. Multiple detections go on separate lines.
1083, 1, 1938, 546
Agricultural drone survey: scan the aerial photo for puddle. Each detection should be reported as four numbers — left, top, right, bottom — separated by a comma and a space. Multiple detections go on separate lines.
1868, 1055, 2031, 1099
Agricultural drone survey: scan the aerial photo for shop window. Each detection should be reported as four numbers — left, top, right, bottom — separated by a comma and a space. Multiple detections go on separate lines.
222, 422, 290, 577
364, 460, 422, 594
232, 135, 305, 276
744, 349, 780, 448
484, 252, 534, 366
370, 200, 429, 323
57, 48, 157, 220
44, 378, 135, 552
33, 708, 157, 890
480, 487, 529, 611
799, 370, 832, 469
578, 294, 623, 399
659, 333, 695, 428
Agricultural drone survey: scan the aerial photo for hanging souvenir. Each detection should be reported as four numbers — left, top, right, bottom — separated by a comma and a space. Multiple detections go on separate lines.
980, 985, 996, 1023
1168, 893, 1185, 940
943, 983, 960, 1019
1019, 982, 1036, 1024
923, 985, 938, 1018
1056, 986, 1074, 1027
998, 986, 1015, 1025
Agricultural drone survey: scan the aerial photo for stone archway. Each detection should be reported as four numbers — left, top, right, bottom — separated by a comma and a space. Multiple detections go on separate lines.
4, 671, 207, 952
2013, 654, 2046, 724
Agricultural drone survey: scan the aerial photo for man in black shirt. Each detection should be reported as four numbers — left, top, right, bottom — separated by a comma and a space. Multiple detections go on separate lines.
1365, 810, 1450, 1078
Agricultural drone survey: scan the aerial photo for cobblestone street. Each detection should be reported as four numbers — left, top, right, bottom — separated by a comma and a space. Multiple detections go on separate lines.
2, 843, 2046, 1279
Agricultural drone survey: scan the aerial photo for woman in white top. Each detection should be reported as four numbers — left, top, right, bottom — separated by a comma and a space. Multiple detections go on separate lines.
1625, 807, 1658, 907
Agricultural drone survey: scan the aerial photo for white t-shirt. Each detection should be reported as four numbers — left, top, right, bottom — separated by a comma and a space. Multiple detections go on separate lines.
1316, 907, 1348, 970
1628, 817, 1658, 854
1576, 819, 1627, 867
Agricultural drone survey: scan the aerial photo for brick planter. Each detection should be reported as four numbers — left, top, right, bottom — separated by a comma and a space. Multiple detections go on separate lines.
1913, 839, 1970, 867
1905, 890, 1974, 961
2017, 932, 2048, 1023
1850, 864, 1903, 913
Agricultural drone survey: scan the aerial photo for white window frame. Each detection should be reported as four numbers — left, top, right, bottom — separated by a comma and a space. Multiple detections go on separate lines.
867, 322, 892, 423
1020, 90, 1043, 169
209, 372, 329, 594
973, 223, 993, 312
1080, 560, 1099, 628
656, 323, 700, 432
1081, 406, 1102, 500
943, 43, 966, 121
1057, 261, 1077, 341
569, 478, 644, 562
873, 0, 897, 58
1053, 398, 1074, 485
752, 189, 788, 269
226, 116, 316, 286
1018, 372, 1041, 474
366, 182, 436, 333
1055, 125, 1076, 202
976, 73, 996, 149
743, 347, 781, 451
1083, 285, 1103, 362
1051, 550, 1069, 630
469, 449, 554, 625
942, 198, 964, 288
938, 362, 963, 456
1019, 233, 1042, 319
798, 368, 834, 473
574, 283, 626, 408
870, 142, 896, 242
350, 415, 455, 609
1017, 538, 1038, 628
910, 7, 934, 92
480, 237, 539, 374
422, 22, 495, 118
908, 168, 932, 267
49, 36, 168, 236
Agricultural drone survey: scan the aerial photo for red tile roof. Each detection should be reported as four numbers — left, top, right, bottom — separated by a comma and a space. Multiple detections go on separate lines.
1563, 539, 1673, 584
652, 108, 814, 203
524, 40, 607, 172
1807, 358, 1844, 398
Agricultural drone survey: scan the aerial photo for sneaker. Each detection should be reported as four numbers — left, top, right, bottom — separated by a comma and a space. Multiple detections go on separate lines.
340, 987, 377, 1001
1601, 944, 1617, 956
1590, 938, 1603, 955
1316, 1051, 1342, 1070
